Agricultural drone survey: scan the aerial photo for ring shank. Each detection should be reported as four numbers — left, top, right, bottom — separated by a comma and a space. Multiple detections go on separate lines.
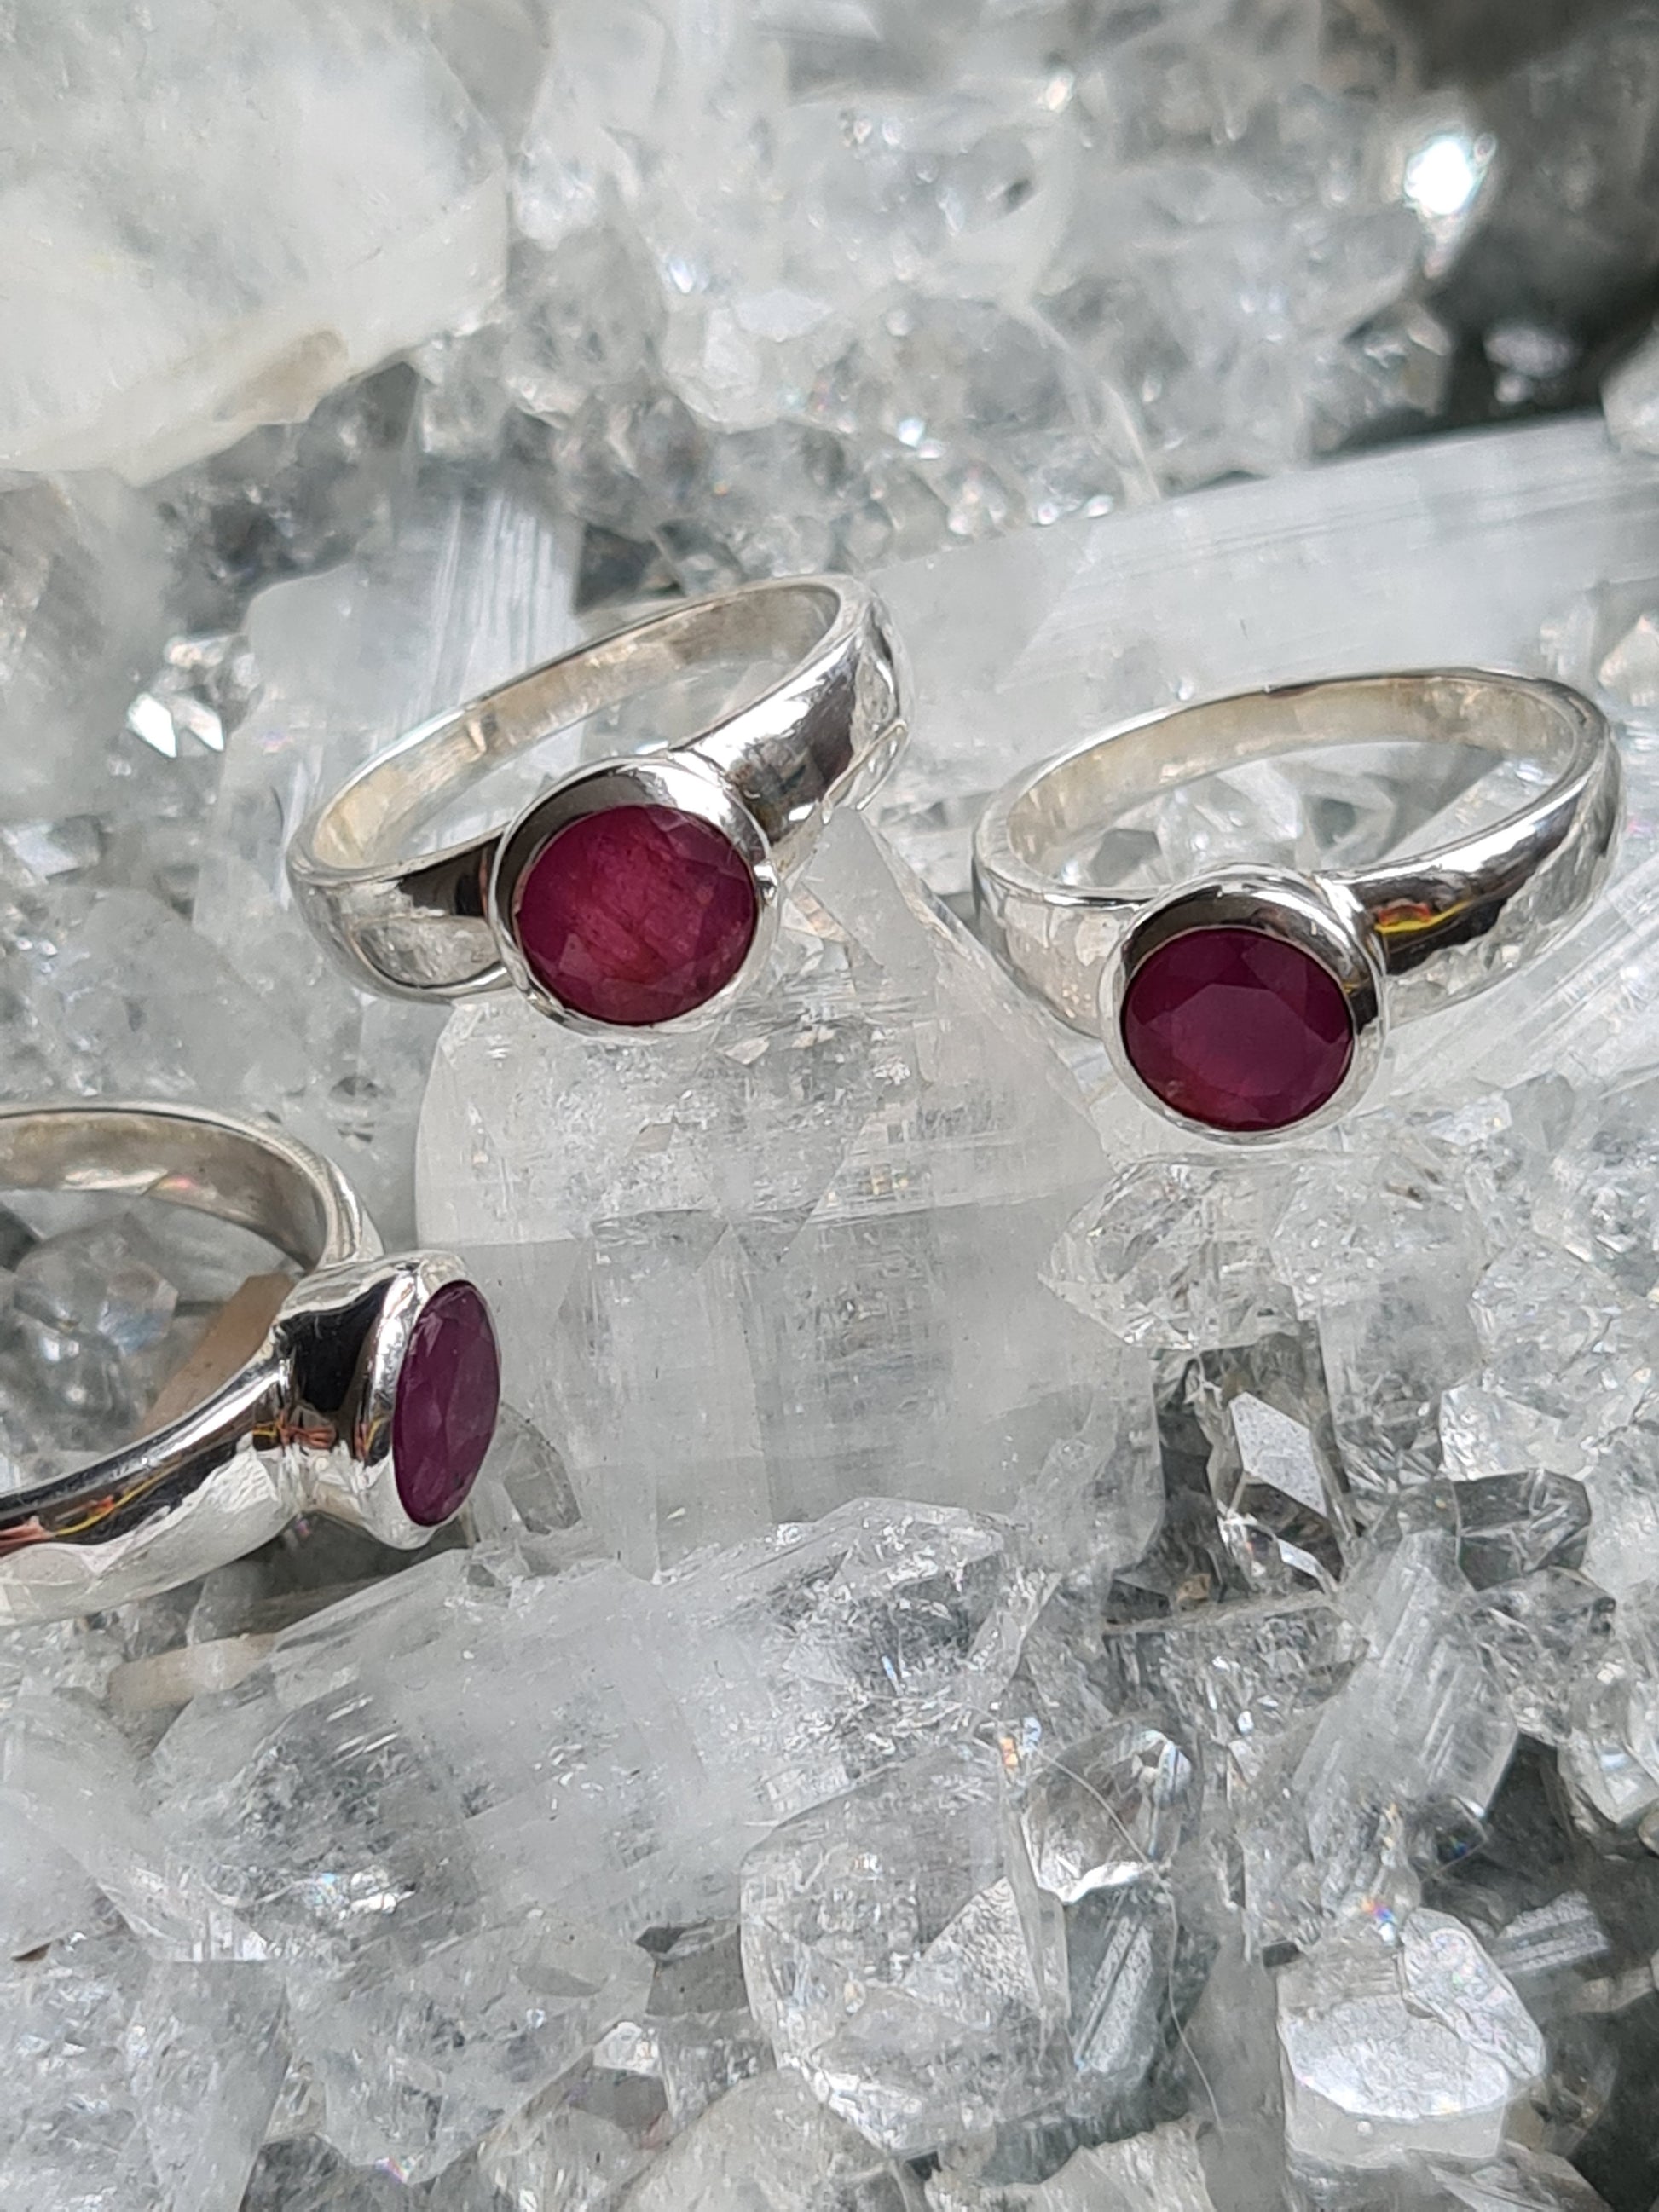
997, 673, 1588, 858
975, 670, 1621, 1037
0, 1105, 381, 1624
303, 581, 850, 870
0, 1103, 373, 1270
288, 576, 906, 1007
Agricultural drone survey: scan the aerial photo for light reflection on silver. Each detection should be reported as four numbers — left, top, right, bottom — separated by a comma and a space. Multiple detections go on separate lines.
287, 575, 907, 1032
0, 1100, 483, 1626
973, 670, 1621, 1139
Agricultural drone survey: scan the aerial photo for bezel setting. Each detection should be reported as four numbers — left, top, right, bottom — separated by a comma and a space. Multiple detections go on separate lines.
1102, 869, 1386, 1142
283, 1250, 497, 1547
488, 754, 781, 1034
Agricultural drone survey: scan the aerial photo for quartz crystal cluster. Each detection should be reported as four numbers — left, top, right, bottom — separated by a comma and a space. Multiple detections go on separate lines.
8, 3, 1659, 2209
8, 0, 1659, 596
3, 404, 1659, 2209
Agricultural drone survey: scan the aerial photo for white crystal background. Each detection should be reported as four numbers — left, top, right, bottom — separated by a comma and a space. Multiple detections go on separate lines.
7, 3, 1659, 2210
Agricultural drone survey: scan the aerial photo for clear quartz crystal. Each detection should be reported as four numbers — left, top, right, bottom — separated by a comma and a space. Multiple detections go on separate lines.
8, 309, 1659, 2212
0, 475, 174, 817
739, 1741, 1069, 2156
0, 1925, 287, 2212
145, 1504, 1040, 2171
1240, 1533, 1517, 1951
0, 1, 506, 480
1547, 1067, 1659, 1302
1277, 1909, 1546, 2173
932, 2117, 1219, 2210
191, 466, 581, 1243
623, 2069, 922, 2211
1015, 1721, 1194, 1904
419, 808, 1155, 1573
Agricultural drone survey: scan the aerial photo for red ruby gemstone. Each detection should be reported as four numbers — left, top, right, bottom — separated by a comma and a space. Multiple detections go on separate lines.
513, 803, 759, 1026
391, 1281, 501, 1527
1120, 926, 1354, 1134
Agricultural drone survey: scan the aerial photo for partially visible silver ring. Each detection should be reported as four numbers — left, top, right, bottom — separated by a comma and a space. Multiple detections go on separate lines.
0, 1101, 501, 1625
973, 670, 1621, 1141
287, 575, 907, 1033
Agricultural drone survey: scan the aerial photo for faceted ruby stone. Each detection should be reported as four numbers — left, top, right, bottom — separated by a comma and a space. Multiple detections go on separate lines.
1119, 926, 1354, 1134
391, 1281, 501, 1527
512, 803, 759, 1026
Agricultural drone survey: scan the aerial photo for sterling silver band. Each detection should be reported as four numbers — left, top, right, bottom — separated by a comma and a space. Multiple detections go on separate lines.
974, 671, 1621, 1137
0, 1102, 498, 1625
287, 575, 906, 1028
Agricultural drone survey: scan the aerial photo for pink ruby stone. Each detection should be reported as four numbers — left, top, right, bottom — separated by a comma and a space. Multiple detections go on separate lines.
392, 1281, 501, 1527
512, 803, 759, 1026
1120, 926, 1354, 1134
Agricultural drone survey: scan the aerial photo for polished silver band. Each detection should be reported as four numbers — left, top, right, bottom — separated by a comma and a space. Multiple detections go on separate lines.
974, 671, 1621, 1135
286, 575, 906, 1025
0, 1102, 494, 1625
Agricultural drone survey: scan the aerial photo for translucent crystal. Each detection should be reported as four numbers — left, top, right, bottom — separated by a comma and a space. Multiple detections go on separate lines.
290, 1915, 651, 2178
637, 1919, 774, 2128
1409, 2152, 1615, 2211
1176, 1934, 1286, 2212
1200, 1360, 1350, 1598
1015, 1721, 1194, 1904
3, 1215, 182, 1458
934, 2117, 1219, 2210
1283, 1173, 1488, 1503
147, 1505, 1039, 2166
873, 416, 1659, 907
623, 2069, 922, 2212
1561, 1577, 1659, 1830
1476, 1233, 1639, 1410
1580, 1423, 1659, 1603
1061, 1877, 1181, 2117
156, 366, 420, 617
0, 2, 506, 480
1277, 1909, 1546, 2171
1078, 1591, 1364, 1794
1240, 1533, 1517, 1950
0, 1688, 252, 1960
740, 1741, 1068, 2155
0, 475, 174, 817
1048, 1160, 1298, 1356
481, 2056, 664, 2212
0, 881, 307, 1143
0, 1926, 286, 2212
1547, 1067, 1659, 1302
419, 809, 1153, 1572
1434, 1473, 1593, 1590
192, 467, 580, 1243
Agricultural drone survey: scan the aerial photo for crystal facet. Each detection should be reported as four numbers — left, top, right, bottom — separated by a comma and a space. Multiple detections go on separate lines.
740, 1742, 1068, 2156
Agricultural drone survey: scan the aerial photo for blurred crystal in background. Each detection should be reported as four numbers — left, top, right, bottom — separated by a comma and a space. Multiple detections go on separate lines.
6, 0, 1659, 2207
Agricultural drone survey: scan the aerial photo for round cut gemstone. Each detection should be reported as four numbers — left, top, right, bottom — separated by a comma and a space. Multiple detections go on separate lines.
513, 802, 759, 1026
391, 1281, 501, 1526
1119, 926, 1354, 1134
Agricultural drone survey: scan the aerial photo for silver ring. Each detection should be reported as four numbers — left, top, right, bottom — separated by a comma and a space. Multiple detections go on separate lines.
973, 670, 1621, 1140
286, 575, 907, 1032
0, 1101, 500, 1624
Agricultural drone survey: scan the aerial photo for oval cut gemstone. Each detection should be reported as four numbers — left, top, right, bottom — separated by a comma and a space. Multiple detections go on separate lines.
513, 803, 760, 1026
1119, 926, 1354, 1134
391, 1281, 501, 1527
